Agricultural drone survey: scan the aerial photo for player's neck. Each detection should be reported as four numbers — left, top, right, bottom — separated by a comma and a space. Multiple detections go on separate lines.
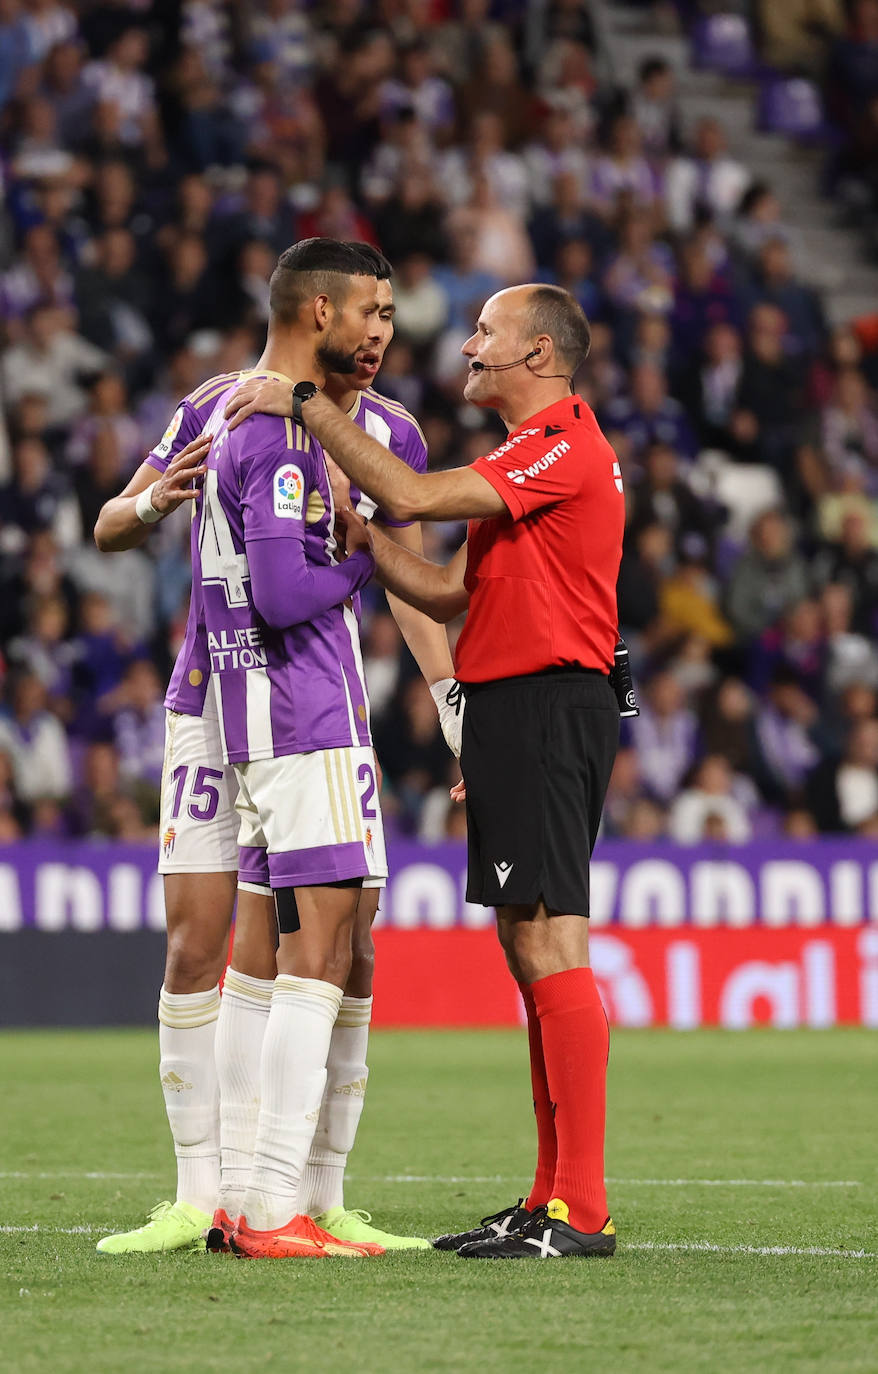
323, 378, 359, 412
495, 382, 571, 432
255, 341, 326, 387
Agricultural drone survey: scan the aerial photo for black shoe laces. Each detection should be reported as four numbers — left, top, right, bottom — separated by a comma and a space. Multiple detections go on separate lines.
479, 1198, 524, 1226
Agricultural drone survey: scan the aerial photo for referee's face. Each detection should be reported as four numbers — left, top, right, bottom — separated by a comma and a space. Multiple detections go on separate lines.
461, 287, 534, 407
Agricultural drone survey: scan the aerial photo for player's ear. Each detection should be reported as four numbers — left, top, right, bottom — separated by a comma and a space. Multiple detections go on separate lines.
532, 334, 552, 363
313, 293, 332, 331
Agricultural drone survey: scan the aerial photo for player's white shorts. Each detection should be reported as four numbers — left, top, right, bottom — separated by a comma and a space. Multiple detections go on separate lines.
158, 706, 239, 874
235, 746, 387, 889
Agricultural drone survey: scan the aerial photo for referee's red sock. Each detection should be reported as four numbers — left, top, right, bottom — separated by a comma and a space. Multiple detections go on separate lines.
518, 985, 556, 1211
531, 967, 609, 1234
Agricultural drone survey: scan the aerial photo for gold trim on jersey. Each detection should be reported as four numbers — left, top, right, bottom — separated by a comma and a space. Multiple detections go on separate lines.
305, 490, 326, 524
346, 393, 362, 421
188, 372, 237, 405
193, 377, 241, 411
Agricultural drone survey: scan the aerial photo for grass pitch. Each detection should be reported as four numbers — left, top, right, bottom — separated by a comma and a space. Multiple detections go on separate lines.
2, 1028, 877, 1374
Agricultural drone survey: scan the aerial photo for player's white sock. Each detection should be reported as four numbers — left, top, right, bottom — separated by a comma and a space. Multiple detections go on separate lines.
241, 975, 343, 1232
214, 968, 274, 1218
300, 995, 372, 1215
158, 983, 221, 1215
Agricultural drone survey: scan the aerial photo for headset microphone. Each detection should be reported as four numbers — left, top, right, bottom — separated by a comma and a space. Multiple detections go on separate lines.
470, 348, 541, 373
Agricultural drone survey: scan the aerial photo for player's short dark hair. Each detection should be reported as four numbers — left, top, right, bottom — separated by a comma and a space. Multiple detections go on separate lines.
344, 241, 393, 280
269, 237, 377, 324
524, 285, 591, 372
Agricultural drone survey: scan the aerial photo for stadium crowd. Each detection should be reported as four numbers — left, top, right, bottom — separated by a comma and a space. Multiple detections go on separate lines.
2, 0, 878, 847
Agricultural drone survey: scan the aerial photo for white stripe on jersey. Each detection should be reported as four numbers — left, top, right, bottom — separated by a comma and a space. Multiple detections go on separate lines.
246, 668, 274, 758
356, 409, 393, 521
338, 651, 359, 745
342, 603, 371, 734
212, 675, 229, 761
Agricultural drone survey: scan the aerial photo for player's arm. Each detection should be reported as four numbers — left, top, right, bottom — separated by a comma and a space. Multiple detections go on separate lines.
94, 435, 211, 551
341, 509, 469, 624
379, 519, 463, 756
240, 443, 376, 630
248, 532, 376, 629
226, 385, 506, 523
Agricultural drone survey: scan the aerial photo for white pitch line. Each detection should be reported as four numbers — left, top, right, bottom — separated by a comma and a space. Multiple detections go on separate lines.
1, 1225, 103, 1235
0, 1171, 160, 1180
626, 1241, 877, 1260
354, 1175, 863, 1189
1, 1226, 874, 1259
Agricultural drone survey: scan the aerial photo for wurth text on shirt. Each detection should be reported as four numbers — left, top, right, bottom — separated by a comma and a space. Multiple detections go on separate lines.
506, 438, 571, 484
208, 626, 267, 670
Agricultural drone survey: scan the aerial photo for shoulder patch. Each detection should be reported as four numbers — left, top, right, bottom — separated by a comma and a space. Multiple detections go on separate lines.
544, 424, 565, 437
273, 463, 305, 519
153, 405, 184, 459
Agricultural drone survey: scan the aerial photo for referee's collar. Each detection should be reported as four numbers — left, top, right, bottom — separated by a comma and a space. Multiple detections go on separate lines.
508, 394, 586, 438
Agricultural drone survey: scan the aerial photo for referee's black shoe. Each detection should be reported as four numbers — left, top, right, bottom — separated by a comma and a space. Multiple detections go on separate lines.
457, 1198, 616, 1259
432, 1199, 533, 1252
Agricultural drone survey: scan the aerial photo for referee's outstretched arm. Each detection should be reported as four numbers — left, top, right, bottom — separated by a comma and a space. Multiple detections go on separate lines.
340, 511, 470, 624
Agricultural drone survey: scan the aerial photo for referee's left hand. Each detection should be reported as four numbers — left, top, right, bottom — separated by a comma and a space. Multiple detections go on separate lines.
224, 377, 291, 430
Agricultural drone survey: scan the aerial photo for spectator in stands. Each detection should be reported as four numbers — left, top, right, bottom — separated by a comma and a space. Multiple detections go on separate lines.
679, 320, 744, 451
109, 659, 165, 791
742, 237, 827, 359
603, 362, 697, 468
732, 303, 804, 468
2, 304, 107, 427
668, 755, 754, 844
807, 716, 878, 832
726, 509, 810, 642
630, 670, 700, 805
630, 55, 682, 161
0, 671, 73, 805
754, 669, 822, 803
811, 507, 878, 635
665, 117, 751, 234
591, 113, 657, 217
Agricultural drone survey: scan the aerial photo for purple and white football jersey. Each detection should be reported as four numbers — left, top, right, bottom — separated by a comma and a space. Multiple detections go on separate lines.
196, 383, 374, 763
148, 376, 428, 720
344, 387, 428, 522
146, 371, 243, 717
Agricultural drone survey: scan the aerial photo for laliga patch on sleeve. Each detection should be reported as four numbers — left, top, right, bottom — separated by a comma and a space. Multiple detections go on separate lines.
153, 406, 184, 459
273, 464, 305, 519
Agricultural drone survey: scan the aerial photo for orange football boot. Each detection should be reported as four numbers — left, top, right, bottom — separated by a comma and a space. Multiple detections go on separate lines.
230, 1212, 383, 1258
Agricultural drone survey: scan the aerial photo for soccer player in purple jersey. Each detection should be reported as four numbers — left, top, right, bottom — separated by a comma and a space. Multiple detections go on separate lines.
189, 237, 400, 1259
91, 241, 453, 1255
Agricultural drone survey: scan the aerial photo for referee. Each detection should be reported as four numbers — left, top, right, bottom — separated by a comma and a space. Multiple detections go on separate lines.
225, 283, 625, 1260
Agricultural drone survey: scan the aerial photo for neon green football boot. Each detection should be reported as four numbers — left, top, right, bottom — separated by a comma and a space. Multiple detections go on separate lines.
96, 1200, 211, 1254
313, 1207, 431, 1251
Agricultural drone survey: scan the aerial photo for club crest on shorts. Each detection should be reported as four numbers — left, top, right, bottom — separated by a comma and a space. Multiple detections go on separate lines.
364, 826, 374, 857
274, 464, 304, 519
162, 825, 177, 858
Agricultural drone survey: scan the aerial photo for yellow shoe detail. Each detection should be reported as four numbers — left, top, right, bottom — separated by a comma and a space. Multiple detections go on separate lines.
602, 1218, 616, 1237
547, 1198, 570, 1224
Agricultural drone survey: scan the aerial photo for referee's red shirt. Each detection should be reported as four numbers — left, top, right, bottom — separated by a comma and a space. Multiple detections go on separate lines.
455, 394, 624, 684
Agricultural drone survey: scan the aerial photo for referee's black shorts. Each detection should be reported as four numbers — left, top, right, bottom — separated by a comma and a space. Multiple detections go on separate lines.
460, 668, 619, 916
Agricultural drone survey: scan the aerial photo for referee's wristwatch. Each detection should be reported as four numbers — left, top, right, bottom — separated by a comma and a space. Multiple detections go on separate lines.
291, 380, 319, 423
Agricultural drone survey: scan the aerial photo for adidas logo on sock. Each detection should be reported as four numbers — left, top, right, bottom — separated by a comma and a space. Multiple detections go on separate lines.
161, 1071, 192, 1093
333, 1078, 367, 1097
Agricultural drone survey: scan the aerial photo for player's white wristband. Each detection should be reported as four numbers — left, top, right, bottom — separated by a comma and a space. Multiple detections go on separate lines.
134, 483, 163, 525
430, 677, 465, 759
